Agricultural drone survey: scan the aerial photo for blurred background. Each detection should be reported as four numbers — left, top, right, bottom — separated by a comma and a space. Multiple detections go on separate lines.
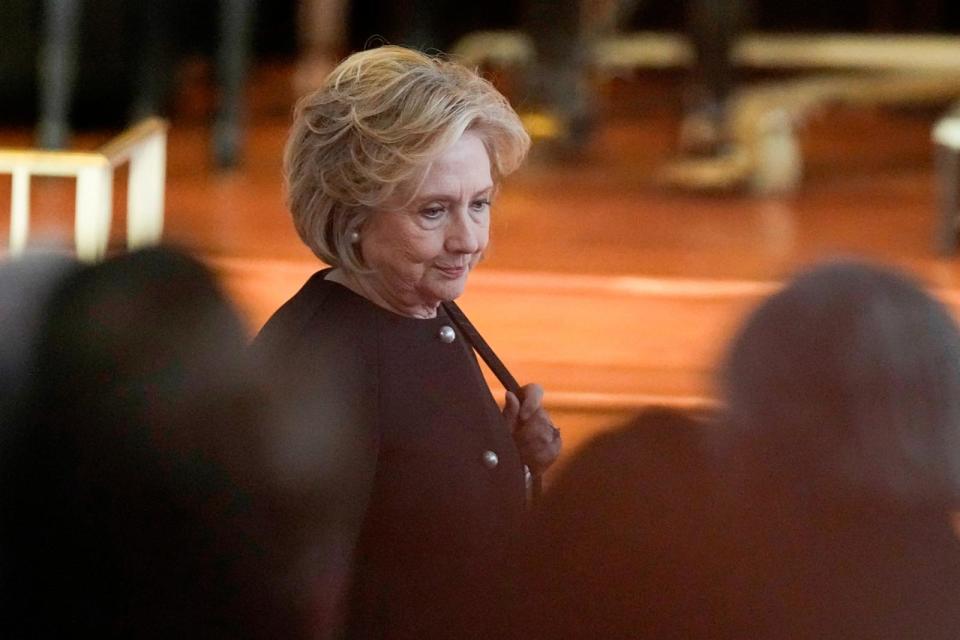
2, 0, 960, 453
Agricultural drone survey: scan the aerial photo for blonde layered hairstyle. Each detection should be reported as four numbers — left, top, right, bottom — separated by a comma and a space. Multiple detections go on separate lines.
284, 45, 531, 270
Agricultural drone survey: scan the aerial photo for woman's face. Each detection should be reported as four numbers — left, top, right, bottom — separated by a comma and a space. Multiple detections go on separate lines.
358, 131, 493, 317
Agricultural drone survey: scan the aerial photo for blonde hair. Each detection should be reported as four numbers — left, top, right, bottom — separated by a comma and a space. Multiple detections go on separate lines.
284, 45, 531, 270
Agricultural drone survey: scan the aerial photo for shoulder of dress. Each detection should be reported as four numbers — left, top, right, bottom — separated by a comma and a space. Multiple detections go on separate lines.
251, 270, 340, 351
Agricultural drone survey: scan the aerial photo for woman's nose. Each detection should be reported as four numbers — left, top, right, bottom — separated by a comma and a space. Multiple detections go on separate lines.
445, 212, 483, 254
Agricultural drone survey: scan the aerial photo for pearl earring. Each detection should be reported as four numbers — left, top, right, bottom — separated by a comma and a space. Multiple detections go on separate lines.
349, 230, 360, 243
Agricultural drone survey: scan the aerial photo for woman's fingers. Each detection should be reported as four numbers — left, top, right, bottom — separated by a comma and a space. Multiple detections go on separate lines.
506, 383, 561, 473
502, 390, 521, 428
517, 383, 544, 421
515, 409, 554, 445
514, 407, 562, 474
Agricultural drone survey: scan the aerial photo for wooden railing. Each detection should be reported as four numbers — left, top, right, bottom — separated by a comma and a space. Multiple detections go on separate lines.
0, 117, 168, 261
935, 101, 960, 254
453, 31, 960, 73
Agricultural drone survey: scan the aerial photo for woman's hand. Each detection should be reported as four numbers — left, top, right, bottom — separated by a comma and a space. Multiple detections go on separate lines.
503, 383, 562, 476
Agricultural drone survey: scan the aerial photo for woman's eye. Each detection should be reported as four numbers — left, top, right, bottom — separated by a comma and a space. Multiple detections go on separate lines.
420, 206, 445, 220
470, 199, 491, 212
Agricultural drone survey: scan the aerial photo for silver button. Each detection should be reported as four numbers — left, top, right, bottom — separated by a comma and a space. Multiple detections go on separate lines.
482, 450, 499, 469
438, 325, 456, 343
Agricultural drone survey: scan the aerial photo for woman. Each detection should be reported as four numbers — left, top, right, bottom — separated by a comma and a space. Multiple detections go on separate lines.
255, 46, 562, 639
718, 260, 960, 639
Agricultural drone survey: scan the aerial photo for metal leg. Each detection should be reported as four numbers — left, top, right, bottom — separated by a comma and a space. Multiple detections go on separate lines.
129, 0, 173, 121
522, 0, 592, 155
214, 0, 257, 169
391, 0, 437, 49
682, 0, 753, 154
935, 143, 960, 256
37, 0, 82, 149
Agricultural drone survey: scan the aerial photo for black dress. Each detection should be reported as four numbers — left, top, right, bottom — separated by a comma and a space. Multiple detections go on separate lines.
254, 269, 527, 639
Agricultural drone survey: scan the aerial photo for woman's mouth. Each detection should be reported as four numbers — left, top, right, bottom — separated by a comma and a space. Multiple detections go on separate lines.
436, 264, 467, 278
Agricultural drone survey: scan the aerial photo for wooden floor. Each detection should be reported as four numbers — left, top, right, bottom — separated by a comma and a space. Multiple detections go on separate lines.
3, 62, 959, 458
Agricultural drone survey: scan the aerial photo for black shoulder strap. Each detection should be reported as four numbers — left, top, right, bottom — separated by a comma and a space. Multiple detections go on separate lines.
441, 300, 543, 503
441, 300, 520, 394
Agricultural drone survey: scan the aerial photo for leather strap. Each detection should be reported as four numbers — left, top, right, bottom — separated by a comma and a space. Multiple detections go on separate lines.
441, 300, 543, 503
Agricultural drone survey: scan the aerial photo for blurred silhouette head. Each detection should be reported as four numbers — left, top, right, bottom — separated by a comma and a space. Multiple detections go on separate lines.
0, 248, 360, 638
521, 407, 731, 639
718, 264, 960, 638
0, 254, 76, 435
721, 259, 960, 509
